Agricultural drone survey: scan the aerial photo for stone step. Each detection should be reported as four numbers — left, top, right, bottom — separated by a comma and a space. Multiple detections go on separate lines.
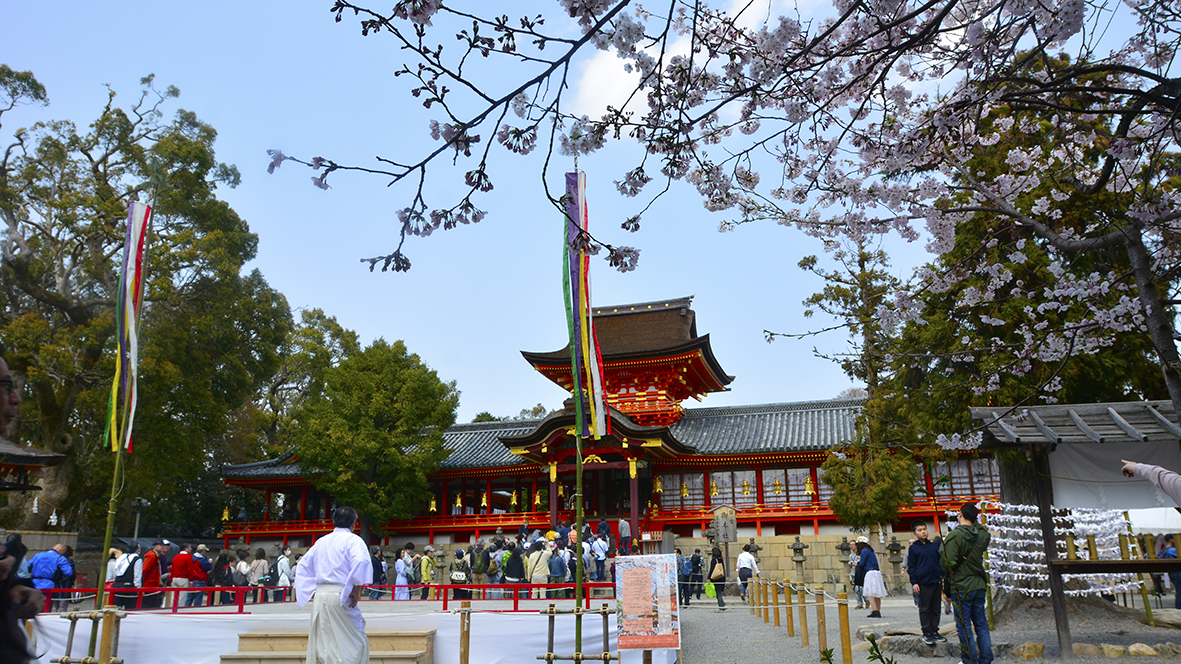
220, 651, 428, 664
237, 630, 434, 655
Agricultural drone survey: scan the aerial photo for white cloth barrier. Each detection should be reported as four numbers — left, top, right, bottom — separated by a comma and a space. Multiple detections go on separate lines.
31, 609, 675, 664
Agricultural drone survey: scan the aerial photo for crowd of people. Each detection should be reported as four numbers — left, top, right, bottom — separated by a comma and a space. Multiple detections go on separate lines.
103, 540, 298, 609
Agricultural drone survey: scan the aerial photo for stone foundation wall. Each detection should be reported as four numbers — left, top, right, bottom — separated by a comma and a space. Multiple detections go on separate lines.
672, 532, 913, 595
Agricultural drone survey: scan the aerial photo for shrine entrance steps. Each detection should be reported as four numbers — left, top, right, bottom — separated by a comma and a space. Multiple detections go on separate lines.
219, 629, 435, 664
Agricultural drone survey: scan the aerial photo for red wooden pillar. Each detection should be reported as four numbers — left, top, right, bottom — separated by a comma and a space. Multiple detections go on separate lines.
629, 466, 639, 548
325, 496, 332, 518
299, 488, 308, 521
549, 475, 558, 527
755, 469, 765, 507
486, 478, 493, 516
703, 472, 712, 509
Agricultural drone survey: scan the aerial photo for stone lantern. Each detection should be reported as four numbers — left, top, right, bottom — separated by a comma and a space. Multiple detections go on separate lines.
789, 536, 809, 582
835, 536, 852, 564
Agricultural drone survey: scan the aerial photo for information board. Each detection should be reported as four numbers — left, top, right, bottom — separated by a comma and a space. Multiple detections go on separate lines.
712, 506, 737, 543
615, 554, 681, 651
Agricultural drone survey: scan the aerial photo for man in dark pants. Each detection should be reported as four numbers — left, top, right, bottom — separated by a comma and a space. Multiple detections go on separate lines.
941, 504, 993, 664
907, 519, 945, 646
690, 548, 704, 600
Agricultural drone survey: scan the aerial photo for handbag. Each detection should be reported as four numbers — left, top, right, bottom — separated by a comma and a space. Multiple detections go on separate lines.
709, 561, 724, 582
704, 581, 716, 598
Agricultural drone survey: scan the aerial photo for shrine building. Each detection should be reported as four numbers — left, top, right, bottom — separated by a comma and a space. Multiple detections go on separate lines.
220, 297, 1000, 549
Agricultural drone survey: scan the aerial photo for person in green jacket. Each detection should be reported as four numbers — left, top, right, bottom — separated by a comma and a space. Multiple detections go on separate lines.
940, 503, 992, 664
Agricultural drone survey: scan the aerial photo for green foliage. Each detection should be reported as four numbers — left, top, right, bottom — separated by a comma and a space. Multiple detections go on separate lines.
820, 428, 921, 529
471, 411, 500, 423
294, 338, 459, 540
0, 65, 48, 111
0, 72, 292, 535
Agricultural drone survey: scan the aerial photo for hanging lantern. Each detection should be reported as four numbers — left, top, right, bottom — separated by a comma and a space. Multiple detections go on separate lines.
805, 476, 817, 496
654, 477, 664, 493
534, 491, 542, 507
741, 480, 752, 496
222, 506, 231, 522
680, 482, 689, 499
771, 478, 784, 495
558, 484, 566, 499
510, 491, 519, 507
455, 494, 464, 508
481, 492, 488, 508
710, 483, 719, 497
429, 498, 438, 513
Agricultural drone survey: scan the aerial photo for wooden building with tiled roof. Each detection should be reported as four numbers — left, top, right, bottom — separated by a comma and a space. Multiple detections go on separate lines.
220, 297, 999, 548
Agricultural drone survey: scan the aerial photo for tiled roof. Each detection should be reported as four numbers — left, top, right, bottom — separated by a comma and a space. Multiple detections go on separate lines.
222, 398, 864, 479
440, 420, 538, 469
669, 399, 863, 454
524, 296, 698, 361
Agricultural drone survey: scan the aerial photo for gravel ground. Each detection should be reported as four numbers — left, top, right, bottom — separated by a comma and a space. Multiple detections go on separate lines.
678, 589, 1181, 664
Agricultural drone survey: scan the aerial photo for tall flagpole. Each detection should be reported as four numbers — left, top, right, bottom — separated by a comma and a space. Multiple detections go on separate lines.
90, 201, 151, 657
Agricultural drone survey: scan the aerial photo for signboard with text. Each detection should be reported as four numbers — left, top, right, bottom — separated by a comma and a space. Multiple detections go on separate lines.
712, 505, 737, 543
615, 554, 680, 651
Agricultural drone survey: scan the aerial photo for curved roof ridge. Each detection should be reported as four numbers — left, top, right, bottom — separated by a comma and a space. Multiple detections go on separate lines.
222, 447, 297, 471
446, 419, 543, 432
682, 398, 866, 417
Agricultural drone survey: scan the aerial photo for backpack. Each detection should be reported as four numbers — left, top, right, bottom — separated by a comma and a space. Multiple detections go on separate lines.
691, 553, 702, 574
232, 563, 248, 586
450, 559, 470, 583
487, 553, 500, 576
681, 557, 693, 577
407, 559, 422, 584
268, 558, 280, 583
472, 550, 487, 575
549, 552, 568, 577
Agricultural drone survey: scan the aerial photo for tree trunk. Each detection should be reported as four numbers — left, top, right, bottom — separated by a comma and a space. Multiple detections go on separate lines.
997, 450, 1041, 506
359, 512, 373, 546
1124, 225, 1181, 414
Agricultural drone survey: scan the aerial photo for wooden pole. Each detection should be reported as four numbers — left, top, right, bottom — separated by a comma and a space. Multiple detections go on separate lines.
460, 600, 471, 664
772, 578, 781, 627
1033, 450, 1073, 660
785, 578, 795, 637
837, 591, 852, 664
763, 579, 770, 623
798, 584, 809, 647
97, 607, 117, 664
815, 585, 827, 656
749, 577, 757, 615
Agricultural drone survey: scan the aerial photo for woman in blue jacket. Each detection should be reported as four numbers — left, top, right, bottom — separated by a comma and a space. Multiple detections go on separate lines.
855, 536, 886, 618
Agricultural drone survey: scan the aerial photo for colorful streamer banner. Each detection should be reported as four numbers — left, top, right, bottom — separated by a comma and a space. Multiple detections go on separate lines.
105, 201, 151, 453
563, 171, 610, 439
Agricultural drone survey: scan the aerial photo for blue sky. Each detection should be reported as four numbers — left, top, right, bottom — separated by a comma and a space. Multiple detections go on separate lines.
3, 1, 932, 422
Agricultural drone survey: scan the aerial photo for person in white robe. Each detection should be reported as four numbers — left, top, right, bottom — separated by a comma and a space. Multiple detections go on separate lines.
295, 506, 372, 664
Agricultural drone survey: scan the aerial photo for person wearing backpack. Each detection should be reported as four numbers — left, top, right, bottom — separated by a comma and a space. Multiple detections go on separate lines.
273, 546, 292, 602
547, 542, 568, 599
449, 549, 471, 599
470, 539, 488, 599
690, 549, 704, 601
419, 546, 435, 600
676, 548, 691, 606
485, 543, 502, 599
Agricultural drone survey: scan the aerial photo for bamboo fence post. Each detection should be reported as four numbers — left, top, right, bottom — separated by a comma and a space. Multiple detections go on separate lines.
837, 591, 852, 664
815, 585, 827, 656
97, 608, 117, 664
749, 577, 757, 616
798, 583, 809, 647
460, 600, 472, 664
785, 579, 795, 637
1121, 518, 1155, 627
772, 579, 781, 627
1065, 535, 1077, 561
763, 579, 770, 623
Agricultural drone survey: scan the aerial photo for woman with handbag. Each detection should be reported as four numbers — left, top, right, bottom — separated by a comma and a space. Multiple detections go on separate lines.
708, 546, 727, 612
526, 540, 552, 599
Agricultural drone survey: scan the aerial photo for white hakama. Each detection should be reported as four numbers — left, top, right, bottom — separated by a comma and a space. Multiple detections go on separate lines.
307, 584, 369, 664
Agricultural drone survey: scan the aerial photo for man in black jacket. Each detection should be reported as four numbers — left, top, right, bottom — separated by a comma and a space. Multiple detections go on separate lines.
907, 519, 945, 646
